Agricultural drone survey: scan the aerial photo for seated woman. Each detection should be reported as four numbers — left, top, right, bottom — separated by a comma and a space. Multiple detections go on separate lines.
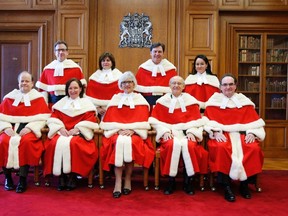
149, 76, 208, 195
86, 52, 122, 118
43, 78, 99, 191
100, 71, 155, 198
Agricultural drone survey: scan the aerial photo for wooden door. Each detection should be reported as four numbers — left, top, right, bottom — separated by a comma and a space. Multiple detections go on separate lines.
0, 31, 39, 101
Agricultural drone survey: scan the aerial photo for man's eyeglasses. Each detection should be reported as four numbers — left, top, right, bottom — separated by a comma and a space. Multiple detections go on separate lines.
171, 82, 184, 86
55, 49, 68, 52
121, 81, 134, 85
221, 83, 235, 87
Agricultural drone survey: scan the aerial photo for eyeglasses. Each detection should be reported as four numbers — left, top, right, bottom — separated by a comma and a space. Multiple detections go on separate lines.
121, 81, 134, 85
171, 82, 184, 86
221, 83, 235, 87
55, 49, 67, 52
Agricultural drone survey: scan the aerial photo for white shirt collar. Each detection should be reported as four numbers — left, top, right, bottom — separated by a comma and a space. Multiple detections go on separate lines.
169, 94, 187, 113
54, 61, 64, 76
118, 93, 135, 109
63, 97, 81, 110
196, 71, 208, 85
12, 92, 31, 107
220, 94, 243, 109
152, 64, 166, 77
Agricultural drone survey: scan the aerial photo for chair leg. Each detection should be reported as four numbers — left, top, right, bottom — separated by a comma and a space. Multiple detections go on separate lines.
34, 166, 40, 186
209, 172, 216, 191
155, 155, 160, 190
255, 174, 262, 192
88, 169, 94, 188
199, 174, 205, 191
98, 159, 104, 189
143, 167, 149, 191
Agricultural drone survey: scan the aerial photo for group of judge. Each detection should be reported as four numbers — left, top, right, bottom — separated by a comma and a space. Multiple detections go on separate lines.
0, 41, 265, 203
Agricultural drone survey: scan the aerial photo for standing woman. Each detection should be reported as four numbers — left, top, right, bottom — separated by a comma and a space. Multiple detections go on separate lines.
100, 71, 155, 198
86, 52, 122, 117
184, 54, 220, 110
43, 78, 99, 191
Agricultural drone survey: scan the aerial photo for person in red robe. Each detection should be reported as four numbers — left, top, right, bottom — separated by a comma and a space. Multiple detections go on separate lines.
149, 76, 208, 195
43, 78, 98, 191
0, 71, 51, 193
36, 40, 86, 109
184, 54, 220, 111
100, 71, 155, 198
135, 42, 177, 111
203, 73, 265, 202
86, 52, 122, 117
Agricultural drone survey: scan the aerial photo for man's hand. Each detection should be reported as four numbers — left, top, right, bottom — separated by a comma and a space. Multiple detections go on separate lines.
214, 132, 227, 142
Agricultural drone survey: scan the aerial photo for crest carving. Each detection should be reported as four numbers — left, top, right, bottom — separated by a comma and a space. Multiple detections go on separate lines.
119, 13, 153, 48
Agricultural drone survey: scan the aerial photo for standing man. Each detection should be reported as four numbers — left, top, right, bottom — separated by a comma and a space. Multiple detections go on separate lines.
0, 71, 51, 193
135, 42, 177, 111
36, 40, 86, 109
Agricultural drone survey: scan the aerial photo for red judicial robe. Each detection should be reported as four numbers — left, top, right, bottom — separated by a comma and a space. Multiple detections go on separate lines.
99, 92, 155, 171
0, 89, 50, 168
203, 92, 265, 180
135, 59, 177, 96
43, 96, 98, 177
149, 93, 208, 177
184, 73, 220, 109
36, 59, 86, 108
86, 68, 122, 107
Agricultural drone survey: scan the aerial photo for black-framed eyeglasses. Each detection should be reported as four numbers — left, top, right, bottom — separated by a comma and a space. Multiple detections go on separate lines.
55, 49, 68, 52
121, 81, 134, 85
221, 83, 235, 87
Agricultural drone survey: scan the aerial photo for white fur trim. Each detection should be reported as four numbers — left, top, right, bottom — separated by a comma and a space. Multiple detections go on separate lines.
26, 121, 47, 138
205, 92, 255, 108
185, 74, 220, 88
85, 95, 110, 107
75, 121, 99, 141
0, 122, 12, 132
169, 137, 182, 177
100, 121, 150, 131
89, 68, 122, 83
47, 117, 65, 138
139, 59, 176, 71
135, 85, 171, 94
115, 135, 132, 167
6, 135, 21, 169
156, 93, 200, 108
53, 136, 73, 176
52, 97, 96, 117
229, 132, 247, 181
107, 92, 149, 108
181, 138, 195, 176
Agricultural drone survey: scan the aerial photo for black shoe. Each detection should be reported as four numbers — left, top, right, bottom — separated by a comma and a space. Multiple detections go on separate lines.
164, 178, 176, 195
224, 186, 236, 202
183, 176, 195, 195
4, 178, 15, 191
16, 177, 27, 193
66, 174, 77, 191
240, 182, 251, 199
183, 183, 195, 195
123, 188, 132, 195
57, 175, 67, 191
113, 191, 122, 198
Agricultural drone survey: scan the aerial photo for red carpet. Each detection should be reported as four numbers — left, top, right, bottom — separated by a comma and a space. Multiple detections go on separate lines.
1, 170, 287, 216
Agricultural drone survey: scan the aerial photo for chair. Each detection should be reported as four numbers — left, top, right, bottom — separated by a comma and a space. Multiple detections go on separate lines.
203, 132, 262, 192
98, 129, 156, 191
39, 127, 95, 188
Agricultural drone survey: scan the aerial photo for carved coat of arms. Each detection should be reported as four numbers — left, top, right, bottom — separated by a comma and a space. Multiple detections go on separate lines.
119, 13, 153, 48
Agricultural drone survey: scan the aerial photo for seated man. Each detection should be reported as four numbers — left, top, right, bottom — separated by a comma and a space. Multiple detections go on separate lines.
0, 71, 51, 193
149, 76, 208, 195
203, 73, 265, 202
